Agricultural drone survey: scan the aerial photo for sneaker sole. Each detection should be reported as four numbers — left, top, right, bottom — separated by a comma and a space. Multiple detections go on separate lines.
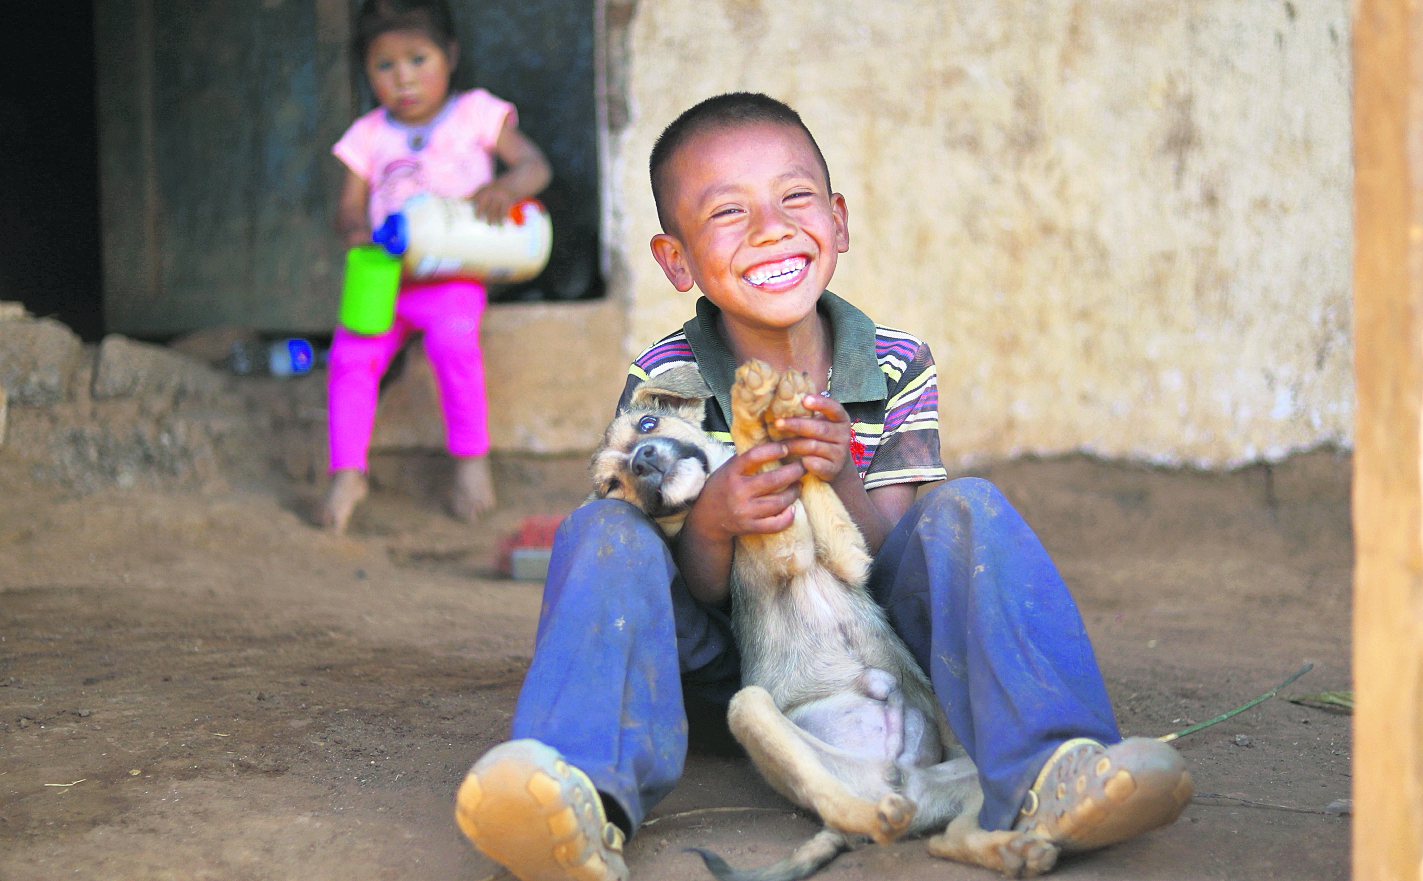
1018, 737, 1193, 852
455, 739, 628, 881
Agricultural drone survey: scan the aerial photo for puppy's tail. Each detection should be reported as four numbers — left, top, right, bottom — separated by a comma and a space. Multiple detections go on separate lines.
686, 828, 850, 881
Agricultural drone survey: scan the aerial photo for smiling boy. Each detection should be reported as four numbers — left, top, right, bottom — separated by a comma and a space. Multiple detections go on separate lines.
455, 93, 1191, 881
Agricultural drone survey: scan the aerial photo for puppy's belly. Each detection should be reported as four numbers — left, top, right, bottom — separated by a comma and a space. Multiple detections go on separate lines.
789, 690, 940, 767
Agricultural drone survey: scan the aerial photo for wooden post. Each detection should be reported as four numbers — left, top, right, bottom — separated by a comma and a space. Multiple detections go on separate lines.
1352, 1, 1423, 877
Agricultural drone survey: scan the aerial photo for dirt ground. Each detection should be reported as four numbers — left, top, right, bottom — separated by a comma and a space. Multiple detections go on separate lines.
0, 372, 1352, 881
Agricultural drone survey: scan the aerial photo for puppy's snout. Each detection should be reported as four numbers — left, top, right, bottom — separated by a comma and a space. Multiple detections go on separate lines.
631, 443, 664, 478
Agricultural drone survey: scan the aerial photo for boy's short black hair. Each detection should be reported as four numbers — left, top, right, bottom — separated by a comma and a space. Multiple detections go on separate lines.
355, 0, 458, 64
649, 92, 832, 234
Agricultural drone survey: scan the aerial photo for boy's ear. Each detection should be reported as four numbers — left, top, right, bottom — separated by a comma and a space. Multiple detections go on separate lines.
650, 233, 695, 292
832, 192, 850, 254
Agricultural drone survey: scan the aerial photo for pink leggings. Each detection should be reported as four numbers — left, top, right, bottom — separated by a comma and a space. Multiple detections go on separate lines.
327, 278, 489, 472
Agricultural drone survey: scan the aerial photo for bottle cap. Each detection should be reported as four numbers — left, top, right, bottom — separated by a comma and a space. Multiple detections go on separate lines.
372, 212, 409, 256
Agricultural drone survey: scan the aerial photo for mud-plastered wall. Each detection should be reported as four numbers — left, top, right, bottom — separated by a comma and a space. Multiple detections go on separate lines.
606, 1, 1352, 469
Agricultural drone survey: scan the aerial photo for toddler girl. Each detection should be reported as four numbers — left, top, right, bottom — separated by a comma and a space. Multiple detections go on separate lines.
320, 0, 551, 533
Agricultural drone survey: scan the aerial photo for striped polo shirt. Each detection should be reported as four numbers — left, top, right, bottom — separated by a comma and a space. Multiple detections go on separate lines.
617, 292, 948, 491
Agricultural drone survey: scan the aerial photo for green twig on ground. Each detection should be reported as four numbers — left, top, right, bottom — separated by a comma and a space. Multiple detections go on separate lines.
1158, 663, 1314, 743
1287, 690, 1353, 713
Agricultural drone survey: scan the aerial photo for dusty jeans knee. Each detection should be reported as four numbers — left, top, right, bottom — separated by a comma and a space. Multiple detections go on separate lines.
869, 478, 1120, 830
509, 499, 738, 830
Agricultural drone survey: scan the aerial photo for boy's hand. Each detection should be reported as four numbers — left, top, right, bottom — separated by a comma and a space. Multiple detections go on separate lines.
773, 394, 855, 484
676, 441, 802, 608
695, 442, 805, 540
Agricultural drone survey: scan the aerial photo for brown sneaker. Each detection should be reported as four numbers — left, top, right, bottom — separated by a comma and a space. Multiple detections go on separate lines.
1014, 737, 1193, 852
455, 739, 629, 881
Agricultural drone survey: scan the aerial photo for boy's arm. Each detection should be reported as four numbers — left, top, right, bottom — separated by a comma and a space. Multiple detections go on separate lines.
471, 120, 553, 223
838, 478, 916, 554
673, 444, 806, 608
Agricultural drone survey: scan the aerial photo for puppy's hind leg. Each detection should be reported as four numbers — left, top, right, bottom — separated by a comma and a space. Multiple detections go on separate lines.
729, 687, 915, 845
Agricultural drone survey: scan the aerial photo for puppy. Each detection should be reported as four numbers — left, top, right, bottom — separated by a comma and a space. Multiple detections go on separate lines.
591, 364, 732, 538
593, 362, 1058, 880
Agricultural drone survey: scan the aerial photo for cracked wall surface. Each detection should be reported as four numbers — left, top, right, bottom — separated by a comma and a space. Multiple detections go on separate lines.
605, 1, 1353, 468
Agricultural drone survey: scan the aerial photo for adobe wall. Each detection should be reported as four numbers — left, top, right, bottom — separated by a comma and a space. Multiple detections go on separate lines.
604, 1, 1353, 468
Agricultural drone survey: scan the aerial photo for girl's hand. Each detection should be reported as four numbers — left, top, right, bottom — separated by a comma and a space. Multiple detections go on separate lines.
469, 180, 519, 224
471, 120, 552, 224
774, 394, 855, 485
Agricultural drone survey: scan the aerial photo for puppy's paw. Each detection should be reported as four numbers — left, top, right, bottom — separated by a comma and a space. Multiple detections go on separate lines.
766, 370, 815, 441
928, 827, 1058, 879
995, 832, 1058, 879
872, 792, 916, 845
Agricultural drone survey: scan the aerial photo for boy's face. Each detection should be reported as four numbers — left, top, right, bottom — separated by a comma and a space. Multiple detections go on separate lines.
365, 29, 456, 127
650, 122, 849, 337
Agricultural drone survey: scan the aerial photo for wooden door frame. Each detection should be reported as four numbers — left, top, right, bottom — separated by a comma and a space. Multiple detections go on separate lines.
1351, 0, 1423, 876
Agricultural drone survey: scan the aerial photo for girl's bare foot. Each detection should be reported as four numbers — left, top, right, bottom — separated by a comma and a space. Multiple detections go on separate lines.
451, 455, 496, 521
318, 469, 368, 534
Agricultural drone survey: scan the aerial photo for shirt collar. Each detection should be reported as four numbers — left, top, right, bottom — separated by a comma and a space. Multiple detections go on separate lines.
683, 291, 887, 423
383, 93, 458, 151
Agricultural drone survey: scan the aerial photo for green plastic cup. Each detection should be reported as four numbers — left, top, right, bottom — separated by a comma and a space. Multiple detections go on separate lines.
339, 245, 401, 335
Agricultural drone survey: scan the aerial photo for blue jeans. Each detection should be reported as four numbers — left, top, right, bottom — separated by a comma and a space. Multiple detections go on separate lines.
508, 478, 1119, 833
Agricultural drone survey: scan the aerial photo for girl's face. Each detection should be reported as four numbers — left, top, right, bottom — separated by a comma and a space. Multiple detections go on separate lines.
365, 29, 456, 127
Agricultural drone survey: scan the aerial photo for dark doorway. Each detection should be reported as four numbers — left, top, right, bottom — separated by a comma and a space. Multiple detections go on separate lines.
0, 5, 105, 341
454, 2, 604, 303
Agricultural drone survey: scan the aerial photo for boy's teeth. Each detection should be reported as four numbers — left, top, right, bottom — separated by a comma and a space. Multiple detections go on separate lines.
746, 257, 806, 286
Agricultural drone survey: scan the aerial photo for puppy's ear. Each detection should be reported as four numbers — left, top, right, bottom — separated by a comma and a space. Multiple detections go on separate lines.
630, 365, 712, 423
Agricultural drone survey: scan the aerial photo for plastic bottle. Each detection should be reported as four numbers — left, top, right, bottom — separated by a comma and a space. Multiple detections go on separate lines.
268, 338, 316, 376
339, 244, 403, 336
223, 338, 319, 377
372, 193, 553, 283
